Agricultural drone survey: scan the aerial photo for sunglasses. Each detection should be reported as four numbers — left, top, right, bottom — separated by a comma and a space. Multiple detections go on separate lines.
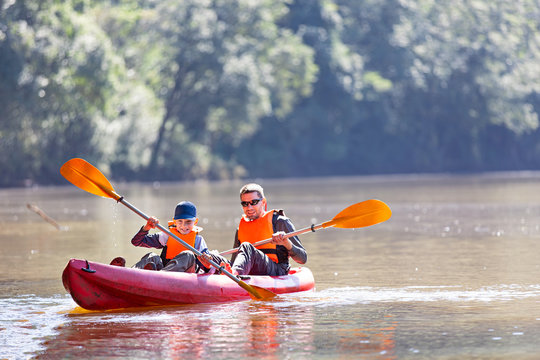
241, 198, 263, 207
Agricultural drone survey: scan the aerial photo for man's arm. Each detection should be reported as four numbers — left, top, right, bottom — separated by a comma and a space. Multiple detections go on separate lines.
274, 212, 307, 264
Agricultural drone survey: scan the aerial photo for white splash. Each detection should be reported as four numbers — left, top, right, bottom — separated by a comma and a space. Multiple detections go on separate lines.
297, 284, 540, 307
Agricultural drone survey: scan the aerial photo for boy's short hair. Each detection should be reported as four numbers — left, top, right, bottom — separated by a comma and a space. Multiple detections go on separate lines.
239, 183, 265, 199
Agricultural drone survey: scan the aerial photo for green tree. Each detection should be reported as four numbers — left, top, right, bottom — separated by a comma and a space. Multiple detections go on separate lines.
88, 0, 164, 180
389, 0, 540, 171
240, 0, 393, 177
0, 0, 131, 185
136, 0, 317, 180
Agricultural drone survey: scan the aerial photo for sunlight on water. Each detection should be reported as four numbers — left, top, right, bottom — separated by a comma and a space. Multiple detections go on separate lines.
304, 285, 540, 306
0, 295, 74, 359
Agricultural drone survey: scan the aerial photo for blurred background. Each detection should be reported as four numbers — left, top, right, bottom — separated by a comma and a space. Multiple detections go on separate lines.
1, 0, 540, 188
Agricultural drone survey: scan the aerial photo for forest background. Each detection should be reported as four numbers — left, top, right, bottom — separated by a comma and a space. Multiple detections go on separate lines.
1, 0, 540, 187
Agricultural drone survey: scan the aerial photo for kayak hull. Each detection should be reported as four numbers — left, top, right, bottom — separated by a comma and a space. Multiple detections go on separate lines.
62, 258, 315, 310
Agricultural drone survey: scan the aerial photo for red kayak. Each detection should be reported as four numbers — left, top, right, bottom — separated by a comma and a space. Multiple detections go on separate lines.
62, 259, 315, 310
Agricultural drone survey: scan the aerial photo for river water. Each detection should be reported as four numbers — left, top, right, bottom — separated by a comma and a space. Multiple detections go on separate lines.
1, 172, 540, 359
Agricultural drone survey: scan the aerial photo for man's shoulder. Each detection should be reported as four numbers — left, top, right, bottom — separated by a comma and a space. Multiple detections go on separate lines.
271, 209, 289, 221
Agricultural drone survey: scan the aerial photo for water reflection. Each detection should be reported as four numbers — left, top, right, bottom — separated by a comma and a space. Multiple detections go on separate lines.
337, 316, 397, 360
34, 294, 411, 359
35, 298, 317, 359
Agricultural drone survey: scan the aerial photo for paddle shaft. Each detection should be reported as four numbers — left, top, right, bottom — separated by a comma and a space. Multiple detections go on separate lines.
219, 221, 334, 256
218, 201, 391, 256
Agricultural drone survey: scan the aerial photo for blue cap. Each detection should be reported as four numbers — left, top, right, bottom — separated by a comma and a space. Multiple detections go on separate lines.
174, 201, 197, 220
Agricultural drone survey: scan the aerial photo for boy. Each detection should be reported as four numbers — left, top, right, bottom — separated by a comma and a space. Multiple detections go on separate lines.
111, 201, 214, 272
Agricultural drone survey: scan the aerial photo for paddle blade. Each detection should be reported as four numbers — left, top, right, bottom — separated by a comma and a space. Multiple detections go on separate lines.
60, 158, 121, 201
238, 281, 277, 300
326, 199, 392, 229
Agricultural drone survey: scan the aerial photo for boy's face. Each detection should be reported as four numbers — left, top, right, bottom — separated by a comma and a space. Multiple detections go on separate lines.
174, 218, 197, 235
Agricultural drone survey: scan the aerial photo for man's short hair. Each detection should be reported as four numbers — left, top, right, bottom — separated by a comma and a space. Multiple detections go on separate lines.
239, 183, 265, 199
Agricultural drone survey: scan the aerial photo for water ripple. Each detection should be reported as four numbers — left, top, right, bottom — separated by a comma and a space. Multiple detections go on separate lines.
298, 284, 540, 307
0, 295, 73, 359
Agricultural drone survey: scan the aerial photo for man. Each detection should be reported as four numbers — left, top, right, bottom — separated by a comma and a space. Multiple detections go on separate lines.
227, 183, 307, 276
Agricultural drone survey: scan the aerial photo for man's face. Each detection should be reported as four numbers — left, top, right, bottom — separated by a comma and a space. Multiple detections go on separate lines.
174, 218, 196, 235
240, 192, 266, 221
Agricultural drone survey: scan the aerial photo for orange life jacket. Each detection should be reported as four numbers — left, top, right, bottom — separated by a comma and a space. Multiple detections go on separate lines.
237, 210, 279, 263
164, 220, 198, 260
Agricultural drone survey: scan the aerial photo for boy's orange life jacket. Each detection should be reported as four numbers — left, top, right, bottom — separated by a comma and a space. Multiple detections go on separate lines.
237, 210, 279, 263
165, 220, 198, 260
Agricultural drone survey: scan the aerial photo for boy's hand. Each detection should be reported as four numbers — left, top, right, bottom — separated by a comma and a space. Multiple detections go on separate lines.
143, 216, 159, 231
198, 252, 212, 268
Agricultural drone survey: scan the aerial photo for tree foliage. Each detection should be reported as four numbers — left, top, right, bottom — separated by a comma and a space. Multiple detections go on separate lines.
0, 0, 129, 185
387, 0, 540, 171
1, 0, 540, 187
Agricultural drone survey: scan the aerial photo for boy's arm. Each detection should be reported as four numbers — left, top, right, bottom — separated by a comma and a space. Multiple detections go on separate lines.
131, 227, 164, 248
195, 235, 209, 254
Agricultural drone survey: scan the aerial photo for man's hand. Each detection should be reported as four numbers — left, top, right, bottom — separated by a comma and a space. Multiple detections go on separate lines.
271, 231, 292, 250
